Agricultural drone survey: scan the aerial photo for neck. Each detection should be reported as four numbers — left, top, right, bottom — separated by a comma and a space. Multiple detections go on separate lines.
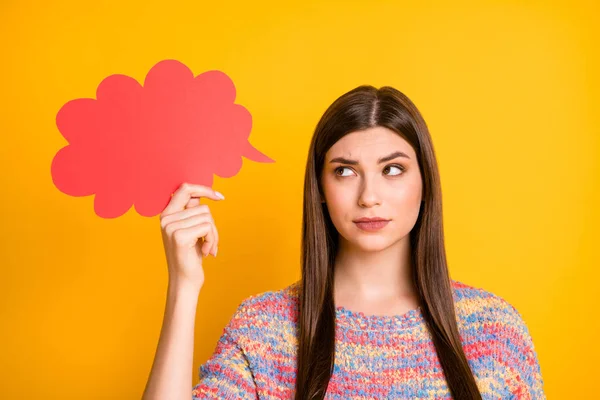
333, 235, 416, 301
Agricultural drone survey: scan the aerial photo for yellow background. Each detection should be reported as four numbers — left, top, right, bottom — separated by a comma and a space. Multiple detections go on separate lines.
1, 0, 598, 398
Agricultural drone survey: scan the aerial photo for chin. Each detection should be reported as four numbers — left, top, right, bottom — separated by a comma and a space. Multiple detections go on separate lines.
357, 243, 390, 253
344, 235, 393, 252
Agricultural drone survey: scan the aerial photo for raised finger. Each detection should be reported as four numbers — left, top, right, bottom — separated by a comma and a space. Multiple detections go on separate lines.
162, 183, 224, 217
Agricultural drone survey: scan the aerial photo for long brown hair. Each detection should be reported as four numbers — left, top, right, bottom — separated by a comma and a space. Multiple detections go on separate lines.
295, 85, 482, 399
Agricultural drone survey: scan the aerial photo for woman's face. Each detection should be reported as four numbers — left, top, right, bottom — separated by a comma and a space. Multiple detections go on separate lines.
320, 126, 423, 252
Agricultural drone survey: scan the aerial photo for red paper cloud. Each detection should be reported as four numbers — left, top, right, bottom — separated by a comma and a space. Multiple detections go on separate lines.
51, 59, 274, 218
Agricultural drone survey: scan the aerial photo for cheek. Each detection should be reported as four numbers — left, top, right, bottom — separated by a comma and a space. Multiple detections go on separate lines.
325, 189, 350, 219
390, 184, 422, 209
388, 180, 423, 230
393, 170, 422, 202
321, 179, 352, 225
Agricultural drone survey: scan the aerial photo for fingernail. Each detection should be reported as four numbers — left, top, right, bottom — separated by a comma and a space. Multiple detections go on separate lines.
215, 191, 225, 199
214, 246, 218, 257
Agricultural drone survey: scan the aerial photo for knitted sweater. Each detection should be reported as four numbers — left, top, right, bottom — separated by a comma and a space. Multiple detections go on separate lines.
192, 279, 545, 399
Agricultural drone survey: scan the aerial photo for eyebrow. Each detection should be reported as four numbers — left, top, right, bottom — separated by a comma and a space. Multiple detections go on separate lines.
329, 151, 410, 165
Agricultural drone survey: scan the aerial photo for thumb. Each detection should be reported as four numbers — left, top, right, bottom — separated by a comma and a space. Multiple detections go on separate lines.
185, 197, 202, 208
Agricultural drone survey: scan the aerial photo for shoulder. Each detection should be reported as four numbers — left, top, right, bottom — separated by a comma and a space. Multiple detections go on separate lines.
449, 278, 533, 341
222, 281, 300, 341
450, 279, 546, 395
450, 278, 525, 323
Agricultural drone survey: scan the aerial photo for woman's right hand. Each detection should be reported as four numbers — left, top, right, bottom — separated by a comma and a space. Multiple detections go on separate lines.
159, 183, 225, 289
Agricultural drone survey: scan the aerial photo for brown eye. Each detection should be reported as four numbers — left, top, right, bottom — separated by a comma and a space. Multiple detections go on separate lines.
334, 167, 353, 177
384, 164, 404, 176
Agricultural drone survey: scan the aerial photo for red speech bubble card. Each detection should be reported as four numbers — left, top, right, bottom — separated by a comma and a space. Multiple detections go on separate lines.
51, 59, 274, 218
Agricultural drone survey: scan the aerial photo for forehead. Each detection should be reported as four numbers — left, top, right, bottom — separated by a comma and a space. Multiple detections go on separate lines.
326, 126, 416, 160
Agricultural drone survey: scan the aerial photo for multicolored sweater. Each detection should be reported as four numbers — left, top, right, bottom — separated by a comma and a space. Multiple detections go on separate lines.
192, 279, 545, 399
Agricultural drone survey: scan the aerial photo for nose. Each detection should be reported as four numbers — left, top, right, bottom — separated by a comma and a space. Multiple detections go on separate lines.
357, 175, 381, 208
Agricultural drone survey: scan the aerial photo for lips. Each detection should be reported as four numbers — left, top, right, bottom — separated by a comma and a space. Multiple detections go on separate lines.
353, 218, 390, 232
353, 217, 389, 223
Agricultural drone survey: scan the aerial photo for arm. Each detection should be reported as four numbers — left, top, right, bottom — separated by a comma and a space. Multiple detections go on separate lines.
142, 279, 202, 400
142, 278, 258, 400
500, 303, 546, 399
192, 324, 258, 399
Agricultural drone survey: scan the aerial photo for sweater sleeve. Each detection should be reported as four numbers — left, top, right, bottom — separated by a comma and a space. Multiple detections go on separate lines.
192, 302, 258, 399
499, 301, 546, 399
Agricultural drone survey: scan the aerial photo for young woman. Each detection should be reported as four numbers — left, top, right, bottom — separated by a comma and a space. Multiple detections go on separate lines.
143, 86, 546, 399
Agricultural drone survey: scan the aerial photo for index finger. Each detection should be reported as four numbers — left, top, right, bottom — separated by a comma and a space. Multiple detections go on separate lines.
161, 183, 225, 216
